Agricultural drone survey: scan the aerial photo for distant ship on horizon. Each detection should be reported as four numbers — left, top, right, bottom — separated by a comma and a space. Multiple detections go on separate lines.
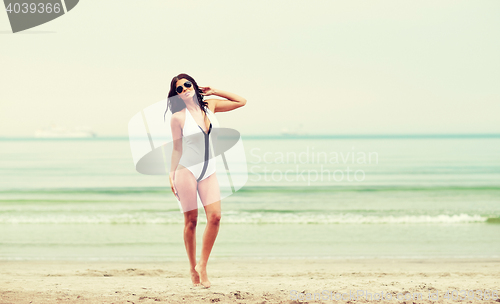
34, 125, 97, 138
280, 124, 306, 136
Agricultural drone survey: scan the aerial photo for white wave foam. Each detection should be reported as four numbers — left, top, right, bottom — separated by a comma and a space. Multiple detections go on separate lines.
0, 213, 489, 224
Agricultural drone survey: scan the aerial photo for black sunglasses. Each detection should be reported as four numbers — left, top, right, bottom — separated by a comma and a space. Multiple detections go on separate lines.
176, 81, 193, 94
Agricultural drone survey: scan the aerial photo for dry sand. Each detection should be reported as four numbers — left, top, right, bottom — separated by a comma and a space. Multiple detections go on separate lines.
1, 258, 499, 303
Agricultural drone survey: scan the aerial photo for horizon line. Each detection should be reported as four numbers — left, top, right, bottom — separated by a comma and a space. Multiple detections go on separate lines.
1, 133, 500, 140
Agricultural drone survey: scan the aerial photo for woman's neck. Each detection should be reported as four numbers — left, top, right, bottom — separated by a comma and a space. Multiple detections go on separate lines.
184, 99, 202, 113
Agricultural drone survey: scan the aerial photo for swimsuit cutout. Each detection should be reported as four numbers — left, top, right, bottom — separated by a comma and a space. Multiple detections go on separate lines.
177, 107, 217, 182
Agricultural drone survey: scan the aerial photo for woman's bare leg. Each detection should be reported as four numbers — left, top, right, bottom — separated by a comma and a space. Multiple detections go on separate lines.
175, 164, 200, 286
183, 209, 199, 286
195, 173, 221, 288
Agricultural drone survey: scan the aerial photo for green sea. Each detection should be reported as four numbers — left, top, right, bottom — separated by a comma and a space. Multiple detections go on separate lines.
0, 135, 499, 261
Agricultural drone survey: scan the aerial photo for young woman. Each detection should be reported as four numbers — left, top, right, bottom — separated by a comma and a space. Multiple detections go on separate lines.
164, 73, 246, 288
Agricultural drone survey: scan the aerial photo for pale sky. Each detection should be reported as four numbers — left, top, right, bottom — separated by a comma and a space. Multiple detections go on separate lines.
1, 0, 499, 137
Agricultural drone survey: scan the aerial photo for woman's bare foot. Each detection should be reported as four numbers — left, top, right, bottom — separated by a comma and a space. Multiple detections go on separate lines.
190, 268, 201, 286
194, 263, 210, 288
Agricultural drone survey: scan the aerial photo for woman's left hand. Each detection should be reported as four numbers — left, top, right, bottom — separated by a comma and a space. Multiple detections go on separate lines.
199, 86, 216, 96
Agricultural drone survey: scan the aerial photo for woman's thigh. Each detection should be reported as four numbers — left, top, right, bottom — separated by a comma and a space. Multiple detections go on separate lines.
174, 164, 198, 213
197, 173, 221, 211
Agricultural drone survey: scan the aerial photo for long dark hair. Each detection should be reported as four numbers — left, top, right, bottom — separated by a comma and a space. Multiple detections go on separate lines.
163, 73, 209, 122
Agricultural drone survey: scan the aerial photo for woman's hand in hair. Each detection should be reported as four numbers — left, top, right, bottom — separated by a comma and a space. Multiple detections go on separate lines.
199, 86, 216, 96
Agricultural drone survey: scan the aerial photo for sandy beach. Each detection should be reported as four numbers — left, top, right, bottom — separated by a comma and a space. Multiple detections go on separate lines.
1, 258, 499, 304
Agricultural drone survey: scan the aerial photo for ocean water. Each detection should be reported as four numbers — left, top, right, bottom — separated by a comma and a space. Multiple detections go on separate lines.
0, 136, 499, 261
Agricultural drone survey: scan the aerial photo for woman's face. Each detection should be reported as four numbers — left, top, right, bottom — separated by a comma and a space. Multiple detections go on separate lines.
175, 79, 195, 100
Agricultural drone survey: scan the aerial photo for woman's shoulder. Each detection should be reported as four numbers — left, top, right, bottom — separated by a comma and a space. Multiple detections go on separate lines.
170, 108, 186, 127
205, 99, 217, 113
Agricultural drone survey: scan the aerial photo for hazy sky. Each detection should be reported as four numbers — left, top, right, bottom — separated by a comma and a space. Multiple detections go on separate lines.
1, 0, 499, 136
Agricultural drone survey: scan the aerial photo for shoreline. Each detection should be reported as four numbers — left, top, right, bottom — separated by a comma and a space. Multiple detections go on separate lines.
2, 258, 499, 303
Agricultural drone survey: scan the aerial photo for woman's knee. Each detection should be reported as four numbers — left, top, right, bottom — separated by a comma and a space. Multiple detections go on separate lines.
184, 213, 198, 229
208, 212, 221, 225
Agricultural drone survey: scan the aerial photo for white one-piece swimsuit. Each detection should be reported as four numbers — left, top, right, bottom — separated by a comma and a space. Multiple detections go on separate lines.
178, 107, 218, 181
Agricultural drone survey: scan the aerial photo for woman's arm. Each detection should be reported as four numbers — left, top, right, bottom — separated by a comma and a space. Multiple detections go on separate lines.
169, 114, 183, 200
200, 87, 247, 113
